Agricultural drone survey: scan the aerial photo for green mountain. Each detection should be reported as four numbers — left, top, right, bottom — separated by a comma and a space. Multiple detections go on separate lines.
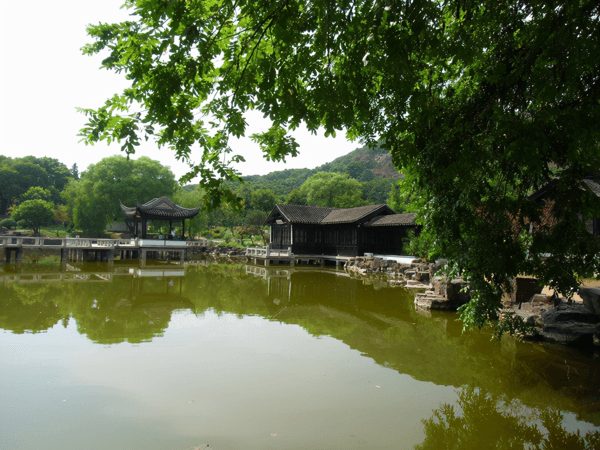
242, 144, 402, 198
183, 144, 403, 204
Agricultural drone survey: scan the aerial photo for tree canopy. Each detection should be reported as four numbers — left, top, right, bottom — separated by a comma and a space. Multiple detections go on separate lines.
62, 156, 176, 235
80, 0, 600, 330
11, 199, 56, 235
0, 157, 71, 214
299, 172, 364, 208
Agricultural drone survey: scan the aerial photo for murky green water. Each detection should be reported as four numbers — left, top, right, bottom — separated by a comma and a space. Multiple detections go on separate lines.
1, 261, 600, 450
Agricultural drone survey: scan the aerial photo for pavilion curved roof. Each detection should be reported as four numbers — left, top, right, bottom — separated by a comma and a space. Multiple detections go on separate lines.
120, 197, 200, 220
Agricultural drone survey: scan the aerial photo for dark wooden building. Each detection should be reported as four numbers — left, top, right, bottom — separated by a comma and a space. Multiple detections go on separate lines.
264, 204, 418, 256
529, 176, 600, 238
120, 197, 200, 239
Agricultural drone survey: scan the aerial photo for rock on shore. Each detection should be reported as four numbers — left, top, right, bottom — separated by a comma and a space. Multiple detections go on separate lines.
510, 287, 600, 347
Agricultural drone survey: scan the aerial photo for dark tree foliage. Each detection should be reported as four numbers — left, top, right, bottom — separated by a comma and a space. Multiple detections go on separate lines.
80, 0, 600, 330
0, 157, 72, 214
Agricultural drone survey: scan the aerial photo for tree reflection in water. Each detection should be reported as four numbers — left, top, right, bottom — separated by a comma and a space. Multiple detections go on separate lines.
415, 386, 600, 450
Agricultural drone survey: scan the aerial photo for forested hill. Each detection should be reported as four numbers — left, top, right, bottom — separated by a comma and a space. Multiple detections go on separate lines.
242, 144, 402, 197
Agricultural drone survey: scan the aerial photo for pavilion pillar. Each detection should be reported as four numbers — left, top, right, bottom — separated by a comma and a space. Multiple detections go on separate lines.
182, 219, 186, 240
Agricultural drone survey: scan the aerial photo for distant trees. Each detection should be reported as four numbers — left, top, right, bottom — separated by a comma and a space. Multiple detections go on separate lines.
63, 156, 176, 235
299, 172, 364, 208
0, 157, 71, 214
251, 189, 279, 212
173, 187, 207, 239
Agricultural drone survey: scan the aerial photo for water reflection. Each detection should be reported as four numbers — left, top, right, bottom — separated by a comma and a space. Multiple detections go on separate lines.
416, 386, 600, 450
2, 261, 600, 435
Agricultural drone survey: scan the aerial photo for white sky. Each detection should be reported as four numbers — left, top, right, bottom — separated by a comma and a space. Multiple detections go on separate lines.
0, 0, 358, 182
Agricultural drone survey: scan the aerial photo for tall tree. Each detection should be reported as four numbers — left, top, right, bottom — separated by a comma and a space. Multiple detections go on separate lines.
71, 163, 80, 181
62, 156, 176, 235
80, 1, 600, 330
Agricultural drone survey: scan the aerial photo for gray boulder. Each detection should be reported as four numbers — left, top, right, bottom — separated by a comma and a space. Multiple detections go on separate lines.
579, 287, 600, 315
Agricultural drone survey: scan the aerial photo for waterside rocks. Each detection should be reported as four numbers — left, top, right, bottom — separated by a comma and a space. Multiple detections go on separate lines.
510, 287, 600, 347
187, 245, 246, 262
344, 257, 474, 312
414, 277, 471, 312
579, 287, 600, 315
344, 257, 440, 290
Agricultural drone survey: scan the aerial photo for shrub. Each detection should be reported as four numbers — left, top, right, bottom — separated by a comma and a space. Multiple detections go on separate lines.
223, 230, 234, 243
0, 219, 16, 230
17, 220, 27, 228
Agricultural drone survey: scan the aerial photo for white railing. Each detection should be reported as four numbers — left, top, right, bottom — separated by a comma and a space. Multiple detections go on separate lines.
270, 247, 291, 257
246, 246, 270, 257
138, 239, 187, 247
245, 265, 267, 278
245, 246, 292, 258
0, 236, 195, 249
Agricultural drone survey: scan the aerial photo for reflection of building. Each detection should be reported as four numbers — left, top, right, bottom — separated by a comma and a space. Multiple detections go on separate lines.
245, 266, 414, 313
265, 204, 419, 257
128, 267, 187, 303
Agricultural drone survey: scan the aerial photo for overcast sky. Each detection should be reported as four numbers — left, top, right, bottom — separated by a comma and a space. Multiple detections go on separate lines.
0, 0, 358, 181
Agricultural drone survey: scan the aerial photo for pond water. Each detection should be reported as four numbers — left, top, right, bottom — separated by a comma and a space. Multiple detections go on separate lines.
1, 261, 600, 450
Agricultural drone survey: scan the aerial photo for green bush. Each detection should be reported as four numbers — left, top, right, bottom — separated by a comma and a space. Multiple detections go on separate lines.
17, 220, 27, 228
223, 230, 234, 243
0, 219, 16, 229
204, 231, 214, 239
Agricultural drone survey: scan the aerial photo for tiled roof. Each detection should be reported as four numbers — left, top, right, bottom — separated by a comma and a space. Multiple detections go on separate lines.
529, 177, 600, 201
266, 203, 410, 226
272, 204, 335, 224
583, 178, 600, 197
321, 204, 391, 224
364, 213, 416, 227
120, 201, 137, 217
121, 197, 200, 219
528, 179, 558, 202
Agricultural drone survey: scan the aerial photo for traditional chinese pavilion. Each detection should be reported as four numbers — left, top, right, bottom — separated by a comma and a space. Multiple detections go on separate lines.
264, 204, 419, 256
120, 197, 200, 239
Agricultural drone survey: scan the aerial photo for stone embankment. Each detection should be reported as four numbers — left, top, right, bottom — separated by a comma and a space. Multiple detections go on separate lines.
344, 256, 471, 311
414, 277, 471, 311
508, 287, 600, 347
344, 256, 437, 288
187, 245, 246, 262
345, 256, 600, 348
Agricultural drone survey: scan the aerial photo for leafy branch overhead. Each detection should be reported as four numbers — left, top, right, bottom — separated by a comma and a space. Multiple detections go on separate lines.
81, 0, 600, 330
